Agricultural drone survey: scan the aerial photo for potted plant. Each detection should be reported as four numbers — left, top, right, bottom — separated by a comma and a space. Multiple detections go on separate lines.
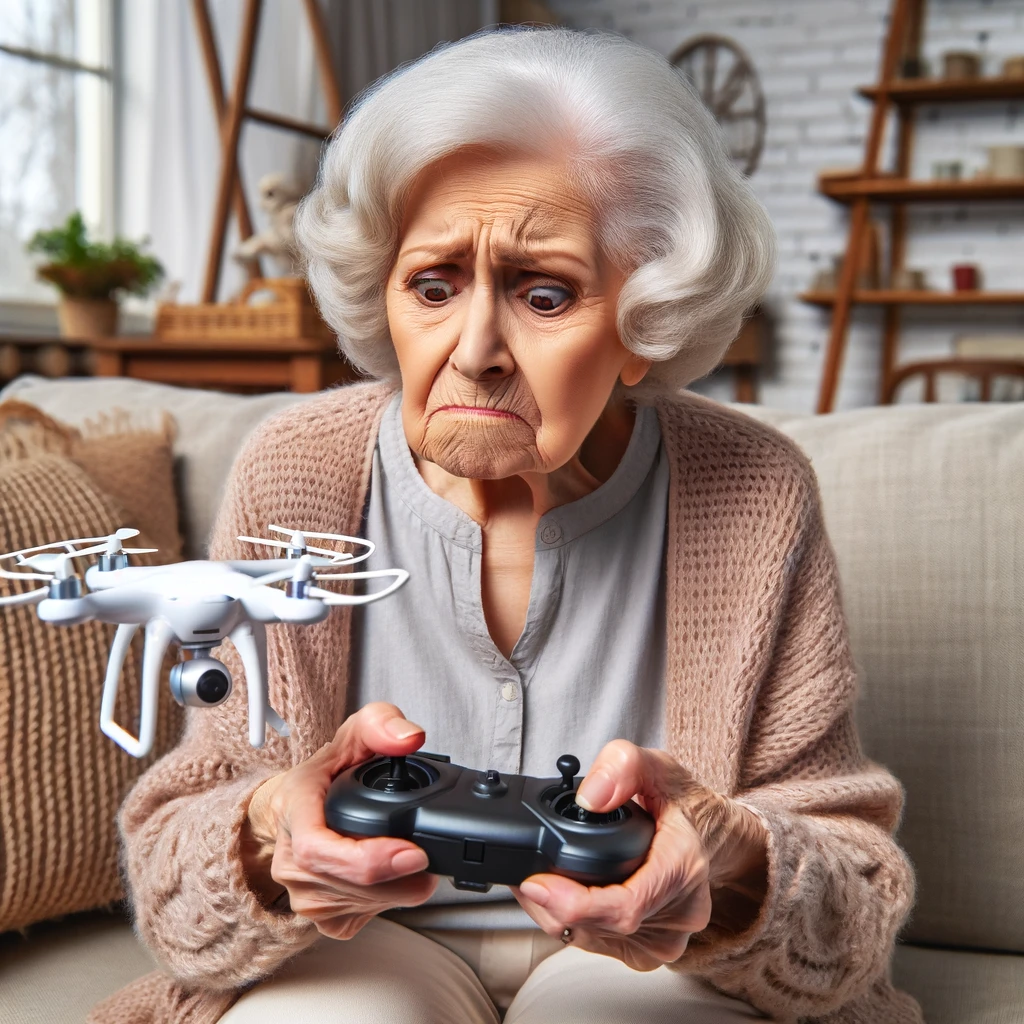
26, 212, 164, 338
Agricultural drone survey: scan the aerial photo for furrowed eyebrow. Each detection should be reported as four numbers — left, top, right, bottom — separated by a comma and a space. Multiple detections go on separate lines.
398, 238, 592, 274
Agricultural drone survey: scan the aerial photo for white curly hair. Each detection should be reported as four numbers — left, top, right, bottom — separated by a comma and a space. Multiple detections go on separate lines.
295, 25, 776, 398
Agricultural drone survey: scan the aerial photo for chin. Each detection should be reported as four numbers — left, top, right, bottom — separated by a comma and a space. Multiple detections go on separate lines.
419, 416, 539, 479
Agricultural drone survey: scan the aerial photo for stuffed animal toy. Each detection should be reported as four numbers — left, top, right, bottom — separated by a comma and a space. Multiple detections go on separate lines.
232, 173, 303, 275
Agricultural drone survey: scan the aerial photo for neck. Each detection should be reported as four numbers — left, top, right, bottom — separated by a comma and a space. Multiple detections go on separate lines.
415, 398, 637, 527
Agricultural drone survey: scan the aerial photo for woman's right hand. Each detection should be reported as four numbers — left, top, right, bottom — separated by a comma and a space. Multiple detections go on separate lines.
241, 702, 439, 939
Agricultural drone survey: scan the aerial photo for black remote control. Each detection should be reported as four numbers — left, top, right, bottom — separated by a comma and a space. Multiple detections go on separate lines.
324, 752, 655, 892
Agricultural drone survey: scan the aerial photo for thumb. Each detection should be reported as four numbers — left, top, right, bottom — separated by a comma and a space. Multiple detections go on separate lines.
324, 701, 425, 774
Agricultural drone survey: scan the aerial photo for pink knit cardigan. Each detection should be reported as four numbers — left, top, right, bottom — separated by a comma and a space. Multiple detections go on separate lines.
89, 383, 923, 1023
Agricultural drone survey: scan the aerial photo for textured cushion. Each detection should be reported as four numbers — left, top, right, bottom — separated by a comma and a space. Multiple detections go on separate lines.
741, 403, 1024, 953
0, 404, 185, 932
0, 910, 153, 1024
893, 944, 1024, 1024
0, 375, 307, 558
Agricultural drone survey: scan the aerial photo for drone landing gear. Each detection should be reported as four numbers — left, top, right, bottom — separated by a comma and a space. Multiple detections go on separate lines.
99, 620, 290, 758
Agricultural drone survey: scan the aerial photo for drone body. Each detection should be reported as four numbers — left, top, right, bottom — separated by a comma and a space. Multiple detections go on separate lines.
1, 526, 408, 758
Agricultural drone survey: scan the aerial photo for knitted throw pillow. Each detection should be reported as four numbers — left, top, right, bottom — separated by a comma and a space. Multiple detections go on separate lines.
0, 402, 185, 933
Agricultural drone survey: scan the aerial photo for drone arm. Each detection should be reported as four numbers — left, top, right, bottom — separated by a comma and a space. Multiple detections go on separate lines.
229, 621, 290, 748
100, 621, 171, 758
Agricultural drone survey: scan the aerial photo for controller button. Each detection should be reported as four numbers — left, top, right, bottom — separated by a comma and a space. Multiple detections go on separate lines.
463, 839, 485, 864
472, 769, 509, 798
453, 879, 492, 893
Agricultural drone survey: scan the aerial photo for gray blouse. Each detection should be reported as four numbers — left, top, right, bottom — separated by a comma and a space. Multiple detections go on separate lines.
349, 393, 669, 927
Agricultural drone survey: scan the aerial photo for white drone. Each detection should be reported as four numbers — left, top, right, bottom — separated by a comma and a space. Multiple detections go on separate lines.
0, 526, 408, 758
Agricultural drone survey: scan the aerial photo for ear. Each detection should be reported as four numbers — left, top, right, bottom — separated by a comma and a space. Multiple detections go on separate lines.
620, 353, 652, 388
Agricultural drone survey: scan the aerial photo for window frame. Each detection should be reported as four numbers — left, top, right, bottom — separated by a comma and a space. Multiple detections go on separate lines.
0, 0, 116, 330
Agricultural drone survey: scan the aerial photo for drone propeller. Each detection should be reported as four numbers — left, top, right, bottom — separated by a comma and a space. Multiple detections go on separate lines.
250, 556, 317, 588
0, 547, 72, 582
238, 525, 375, 566
12, 533, 157, 575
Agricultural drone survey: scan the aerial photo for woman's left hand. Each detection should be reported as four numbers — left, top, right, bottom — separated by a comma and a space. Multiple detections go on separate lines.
512, 740, 766, 971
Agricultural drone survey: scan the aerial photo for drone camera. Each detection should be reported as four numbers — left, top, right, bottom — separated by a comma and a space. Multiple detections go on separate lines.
169, 657, 232, 708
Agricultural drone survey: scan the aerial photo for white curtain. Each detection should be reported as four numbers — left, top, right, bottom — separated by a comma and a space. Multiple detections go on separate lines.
119, 0, 495, 305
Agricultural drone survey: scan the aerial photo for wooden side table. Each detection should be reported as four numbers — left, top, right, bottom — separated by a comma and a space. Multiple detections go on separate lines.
87, 335, 356, 393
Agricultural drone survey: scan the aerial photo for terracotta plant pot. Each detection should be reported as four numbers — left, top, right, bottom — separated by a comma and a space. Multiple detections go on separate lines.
57, 296, 118, 339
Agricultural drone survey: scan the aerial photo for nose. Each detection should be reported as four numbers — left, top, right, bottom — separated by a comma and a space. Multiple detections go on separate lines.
449, 279, 515, 381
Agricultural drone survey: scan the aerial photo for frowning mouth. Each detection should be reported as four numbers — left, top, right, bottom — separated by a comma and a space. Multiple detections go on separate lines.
433, 405, 524, 421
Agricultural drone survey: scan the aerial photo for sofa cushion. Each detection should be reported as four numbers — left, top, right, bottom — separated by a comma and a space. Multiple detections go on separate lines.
0, 404, 184, 932
0, 375, 308, 558
741, 403, 1024, 954
893, 944, 1024, 1024
0, 910, 153, 1024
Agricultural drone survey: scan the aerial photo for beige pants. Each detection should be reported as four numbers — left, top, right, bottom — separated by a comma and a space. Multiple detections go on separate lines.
219, 917, 766, 1023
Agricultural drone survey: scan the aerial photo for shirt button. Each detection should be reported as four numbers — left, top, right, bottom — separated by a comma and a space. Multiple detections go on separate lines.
501, 682, 518, 702
539, 522, 562, 545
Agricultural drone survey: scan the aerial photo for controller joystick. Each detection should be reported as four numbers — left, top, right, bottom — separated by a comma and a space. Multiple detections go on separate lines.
385, 755, 411, 792
325, 749, 655, 889
359, 754, 435, 793
556, 754, 580, 791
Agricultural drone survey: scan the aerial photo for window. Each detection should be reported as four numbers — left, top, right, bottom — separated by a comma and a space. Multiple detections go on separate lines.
0, 0, 114, 307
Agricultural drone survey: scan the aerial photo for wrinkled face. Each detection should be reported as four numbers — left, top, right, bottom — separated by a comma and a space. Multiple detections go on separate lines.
386, 149, 647, 480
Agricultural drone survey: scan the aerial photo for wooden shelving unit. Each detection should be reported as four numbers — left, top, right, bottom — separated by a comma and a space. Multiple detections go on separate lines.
858, 76, 1024, 104
801, 290, 1024, 307
820, 178, 1024, 202
808, 0, 1024, 412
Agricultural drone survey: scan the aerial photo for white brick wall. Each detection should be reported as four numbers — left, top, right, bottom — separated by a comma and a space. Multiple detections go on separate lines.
546, 0, 1024, 410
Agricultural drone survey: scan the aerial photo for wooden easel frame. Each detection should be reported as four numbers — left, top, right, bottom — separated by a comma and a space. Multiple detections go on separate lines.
191, 0, 343, 302
815, 0, 919, 413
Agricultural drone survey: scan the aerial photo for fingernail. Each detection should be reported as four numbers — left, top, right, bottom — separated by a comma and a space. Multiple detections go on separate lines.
519, 880, 550, 906
391, 848, 428, 875
576, 770, 614, 811
385, 718, 424, 740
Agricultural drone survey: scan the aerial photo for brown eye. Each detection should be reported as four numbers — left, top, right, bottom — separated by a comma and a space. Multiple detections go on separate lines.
525, 284, 572, 313
412, 278, 455, 303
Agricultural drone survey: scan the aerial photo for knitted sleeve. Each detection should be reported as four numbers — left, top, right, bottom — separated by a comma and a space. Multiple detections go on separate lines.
679, 486, 920, 1023
116, 427, 319, 991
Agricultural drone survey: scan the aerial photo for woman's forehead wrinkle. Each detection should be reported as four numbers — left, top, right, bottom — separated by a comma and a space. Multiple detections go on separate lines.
399, 216, 597, 273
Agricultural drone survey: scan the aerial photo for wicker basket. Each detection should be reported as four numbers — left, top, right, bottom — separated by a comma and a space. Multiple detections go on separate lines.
154, 278, 333, 344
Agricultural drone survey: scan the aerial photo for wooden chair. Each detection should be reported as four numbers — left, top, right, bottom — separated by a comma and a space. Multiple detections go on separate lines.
883, 359, 1024, 403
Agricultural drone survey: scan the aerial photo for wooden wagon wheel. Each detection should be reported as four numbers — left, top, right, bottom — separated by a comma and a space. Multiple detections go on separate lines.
669, 34, 766, 177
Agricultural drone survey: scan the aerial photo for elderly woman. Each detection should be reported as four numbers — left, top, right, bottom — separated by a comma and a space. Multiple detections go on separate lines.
91, 26, 922, 1024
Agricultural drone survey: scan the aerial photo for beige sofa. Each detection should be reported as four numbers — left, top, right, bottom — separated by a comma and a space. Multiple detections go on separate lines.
1, 374, 1021, 1024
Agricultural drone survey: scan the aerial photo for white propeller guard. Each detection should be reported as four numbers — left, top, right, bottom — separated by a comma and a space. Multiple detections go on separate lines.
308, 568, 410, 605
0, 588, 49, 607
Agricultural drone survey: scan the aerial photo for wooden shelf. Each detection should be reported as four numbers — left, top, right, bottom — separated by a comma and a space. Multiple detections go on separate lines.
858, 76, 1024, 104
801, 290, 1024, 307
819, 177, 1024, 202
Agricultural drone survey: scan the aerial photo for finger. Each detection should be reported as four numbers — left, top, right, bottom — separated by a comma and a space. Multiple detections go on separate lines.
521, 873, 646, 935
518, 814, 709, 935
282, 780, 430, 882
510, 884, 575, 938
284, 864, 439, 912
576, 740, 691, 814
325, 701, 426, 772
